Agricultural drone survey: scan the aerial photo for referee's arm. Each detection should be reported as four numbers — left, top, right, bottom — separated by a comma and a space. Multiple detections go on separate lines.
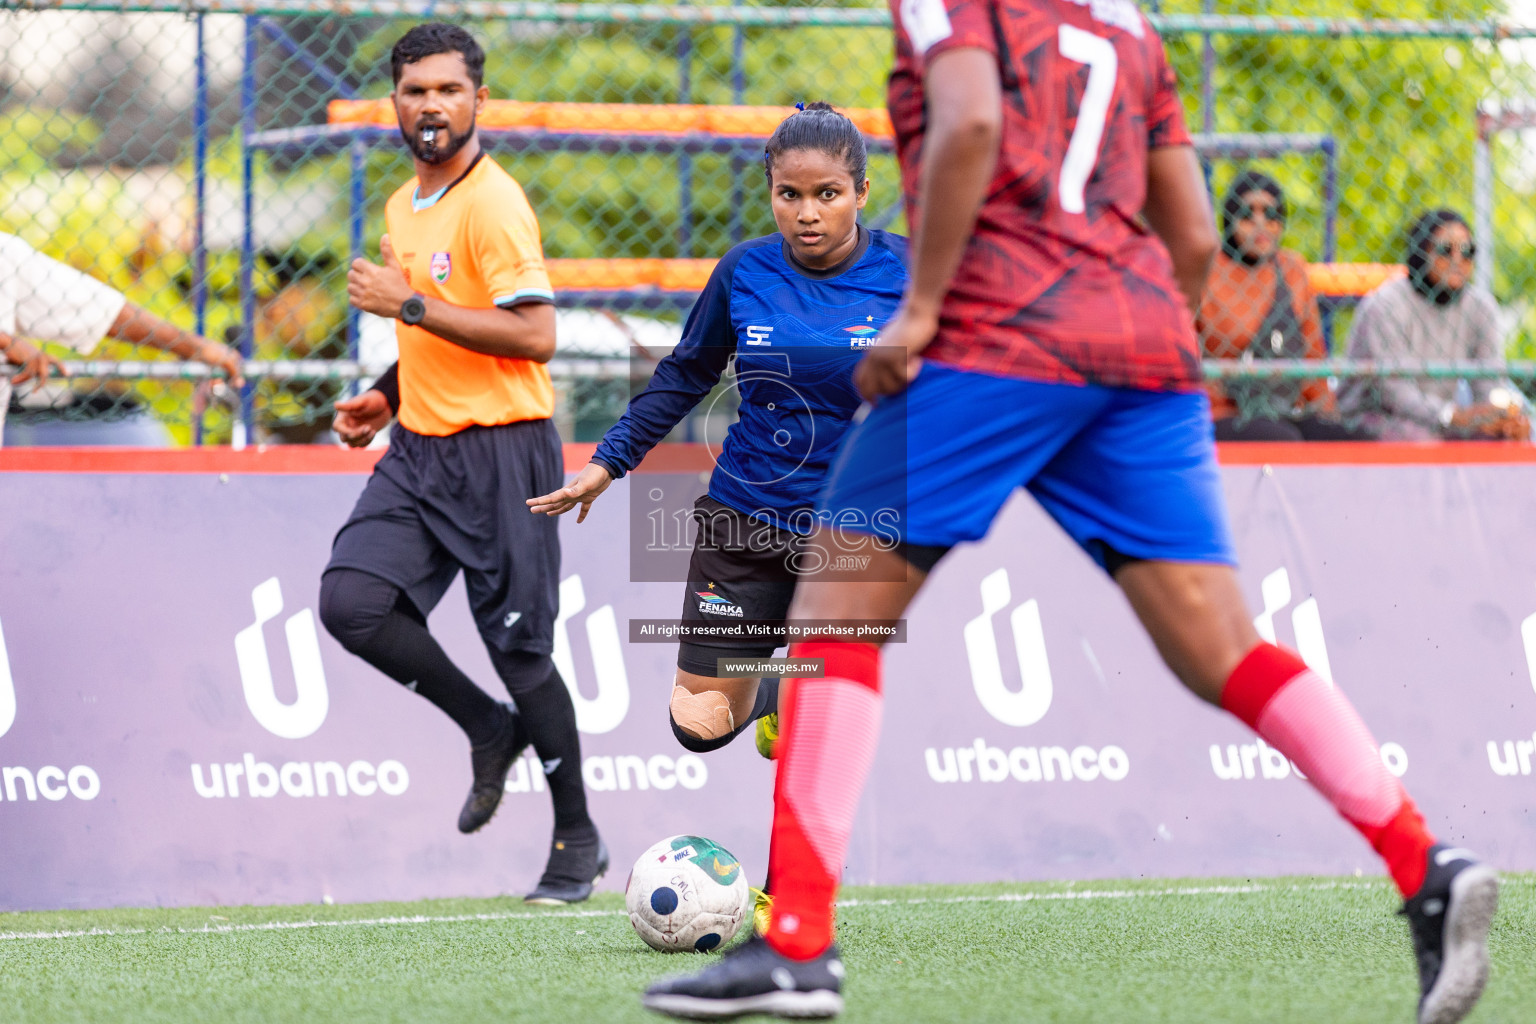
347, 234, 557, 363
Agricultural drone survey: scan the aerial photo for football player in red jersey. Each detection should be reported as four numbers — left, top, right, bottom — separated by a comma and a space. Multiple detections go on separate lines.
643, 0, 1497, 1020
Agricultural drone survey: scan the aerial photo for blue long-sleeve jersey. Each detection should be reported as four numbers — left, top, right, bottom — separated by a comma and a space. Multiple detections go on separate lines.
592, 227, 908, 532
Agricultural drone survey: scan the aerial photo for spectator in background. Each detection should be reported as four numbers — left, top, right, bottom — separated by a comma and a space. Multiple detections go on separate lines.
250, 251, 348, 445
1340, 209, 1527, 440
1198, 171, 1364, 440
0, 231, 243, 445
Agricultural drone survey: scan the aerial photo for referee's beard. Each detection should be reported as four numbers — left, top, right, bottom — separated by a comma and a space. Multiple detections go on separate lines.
404, 119, 474, 166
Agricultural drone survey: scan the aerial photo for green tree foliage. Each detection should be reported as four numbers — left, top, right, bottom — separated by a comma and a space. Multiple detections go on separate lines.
1166, 0, 1509, 256
1160, 0, 1536, 347
0, 107, 102, 176
10, 2, 1536, 439
344, 14, 900, 260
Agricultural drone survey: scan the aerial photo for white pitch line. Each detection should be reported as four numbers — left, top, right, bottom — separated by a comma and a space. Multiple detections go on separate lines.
0, 880, 1390, 944
0, 908, 625, 942
837, 880, 1390, 908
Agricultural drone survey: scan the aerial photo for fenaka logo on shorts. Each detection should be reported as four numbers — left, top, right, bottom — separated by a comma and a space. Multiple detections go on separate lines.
695, 584, 744, 618
430, 251, 452, 284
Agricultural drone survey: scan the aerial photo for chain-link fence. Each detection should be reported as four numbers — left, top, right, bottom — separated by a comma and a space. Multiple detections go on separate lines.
3, 1, 1536, 444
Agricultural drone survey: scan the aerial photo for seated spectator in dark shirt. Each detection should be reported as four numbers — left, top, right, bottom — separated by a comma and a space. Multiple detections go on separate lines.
1339, 209, 1527, 440
1198, 171, 1366, 440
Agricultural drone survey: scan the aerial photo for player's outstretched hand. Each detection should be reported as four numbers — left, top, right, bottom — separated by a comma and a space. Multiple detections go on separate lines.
5, 337, 68, 385
855, 302, 939, 401
333, 389, 393, 448
348, 234, 414, 318
527, 462, 614, 523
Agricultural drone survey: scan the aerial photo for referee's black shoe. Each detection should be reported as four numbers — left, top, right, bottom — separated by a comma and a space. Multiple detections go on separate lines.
458, 703, 526, 834
524, 831, 609, 905
642, 932, 844, 1019
1401, 844, 1499, 1024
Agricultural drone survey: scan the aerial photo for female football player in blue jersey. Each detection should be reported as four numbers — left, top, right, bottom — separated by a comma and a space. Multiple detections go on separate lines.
528, 103, 908, 763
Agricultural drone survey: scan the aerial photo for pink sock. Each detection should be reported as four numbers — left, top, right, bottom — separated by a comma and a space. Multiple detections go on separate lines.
766, 640, 883, 960
1221, 643, 1435, 896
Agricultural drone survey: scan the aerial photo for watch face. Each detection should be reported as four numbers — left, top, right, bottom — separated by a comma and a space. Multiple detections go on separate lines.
401, 296, 426, 325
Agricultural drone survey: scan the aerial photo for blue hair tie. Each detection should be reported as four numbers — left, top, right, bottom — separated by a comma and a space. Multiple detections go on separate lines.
795, 102, 805, 111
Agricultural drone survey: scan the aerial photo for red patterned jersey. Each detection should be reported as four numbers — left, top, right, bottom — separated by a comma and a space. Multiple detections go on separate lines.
889, 0, 1202, 389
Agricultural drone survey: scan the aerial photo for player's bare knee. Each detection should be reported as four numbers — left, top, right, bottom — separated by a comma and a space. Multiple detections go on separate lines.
669, 685, 735, 740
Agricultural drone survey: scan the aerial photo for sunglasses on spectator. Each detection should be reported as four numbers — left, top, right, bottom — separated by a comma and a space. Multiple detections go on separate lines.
1432, 241, 1476, 259
1235, 203, 1284, 223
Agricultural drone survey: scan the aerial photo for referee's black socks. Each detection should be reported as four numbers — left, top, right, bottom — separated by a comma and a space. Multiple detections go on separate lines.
319, 568, 505, 747
490, 650, 595, 839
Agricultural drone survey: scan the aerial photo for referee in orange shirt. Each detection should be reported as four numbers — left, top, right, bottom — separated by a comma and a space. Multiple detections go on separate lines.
319, 23, 604, 904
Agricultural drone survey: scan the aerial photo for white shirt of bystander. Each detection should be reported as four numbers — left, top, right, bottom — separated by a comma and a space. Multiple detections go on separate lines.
0, 231, 128, 443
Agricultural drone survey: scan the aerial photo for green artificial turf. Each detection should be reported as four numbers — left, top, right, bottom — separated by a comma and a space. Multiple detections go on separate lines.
1, 875, 1531, 1023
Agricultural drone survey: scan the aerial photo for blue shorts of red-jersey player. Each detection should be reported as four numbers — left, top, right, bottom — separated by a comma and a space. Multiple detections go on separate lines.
819, 362, 1237, 571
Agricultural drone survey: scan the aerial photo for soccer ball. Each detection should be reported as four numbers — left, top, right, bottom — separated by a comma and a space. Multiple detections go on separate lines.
625, 834, 751, 952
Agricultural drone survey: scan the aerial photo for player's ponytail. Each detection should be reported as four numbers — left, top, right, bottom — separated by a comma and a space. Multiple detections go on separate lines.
763, 101, 868, 189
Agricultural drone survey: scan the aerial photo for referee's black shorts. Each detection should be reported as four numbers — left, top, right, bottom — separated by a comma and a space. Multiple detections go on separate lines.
677, 495, 806, 676
326, 418, 562, 656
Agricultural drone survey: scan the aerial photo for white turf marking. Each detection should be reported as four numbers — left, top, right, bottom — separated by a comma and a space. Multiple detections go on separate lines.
0, 908, 620, 942
836, 880, 1385, 908
0, 880, 1400, 943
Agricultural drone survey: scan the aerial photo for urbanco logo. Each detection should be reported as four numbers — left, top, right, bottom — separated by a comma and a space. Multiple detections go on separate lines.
0, 614, 15, 739
1489, 587, 1536, 774
1487, 732, 1536, 776
502, 752, 710, 796
1521, 600, 1536, 700
926, 738, 1129, 784
196, 580, 412, 802
1210, 569, 1411, 782
554, 574, 630, 734
964, 568, 1053, 726
234, 578, 329, 739
938, 571, 1132, 783
0, 614, 103, 803
1210, 737, 1408, 781
1252, 568, 1332, 683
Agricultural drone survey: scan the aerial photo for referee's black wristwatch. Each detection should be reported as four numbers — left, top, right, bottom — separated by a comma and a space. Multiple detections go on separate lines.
399, 293, 427, 326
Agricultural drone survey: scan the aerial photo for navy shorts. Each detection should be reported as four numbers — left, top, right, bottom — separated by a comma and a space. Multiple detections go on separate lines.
326, 419, 563, 654
676, 495, 804, 675
820, 363, 1236, 571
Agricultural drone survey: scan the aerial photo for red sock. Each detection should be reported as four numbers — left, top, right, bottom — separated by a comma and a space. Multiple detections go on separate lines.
1221, 643, 1435, 897
765, 640, 883, 960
